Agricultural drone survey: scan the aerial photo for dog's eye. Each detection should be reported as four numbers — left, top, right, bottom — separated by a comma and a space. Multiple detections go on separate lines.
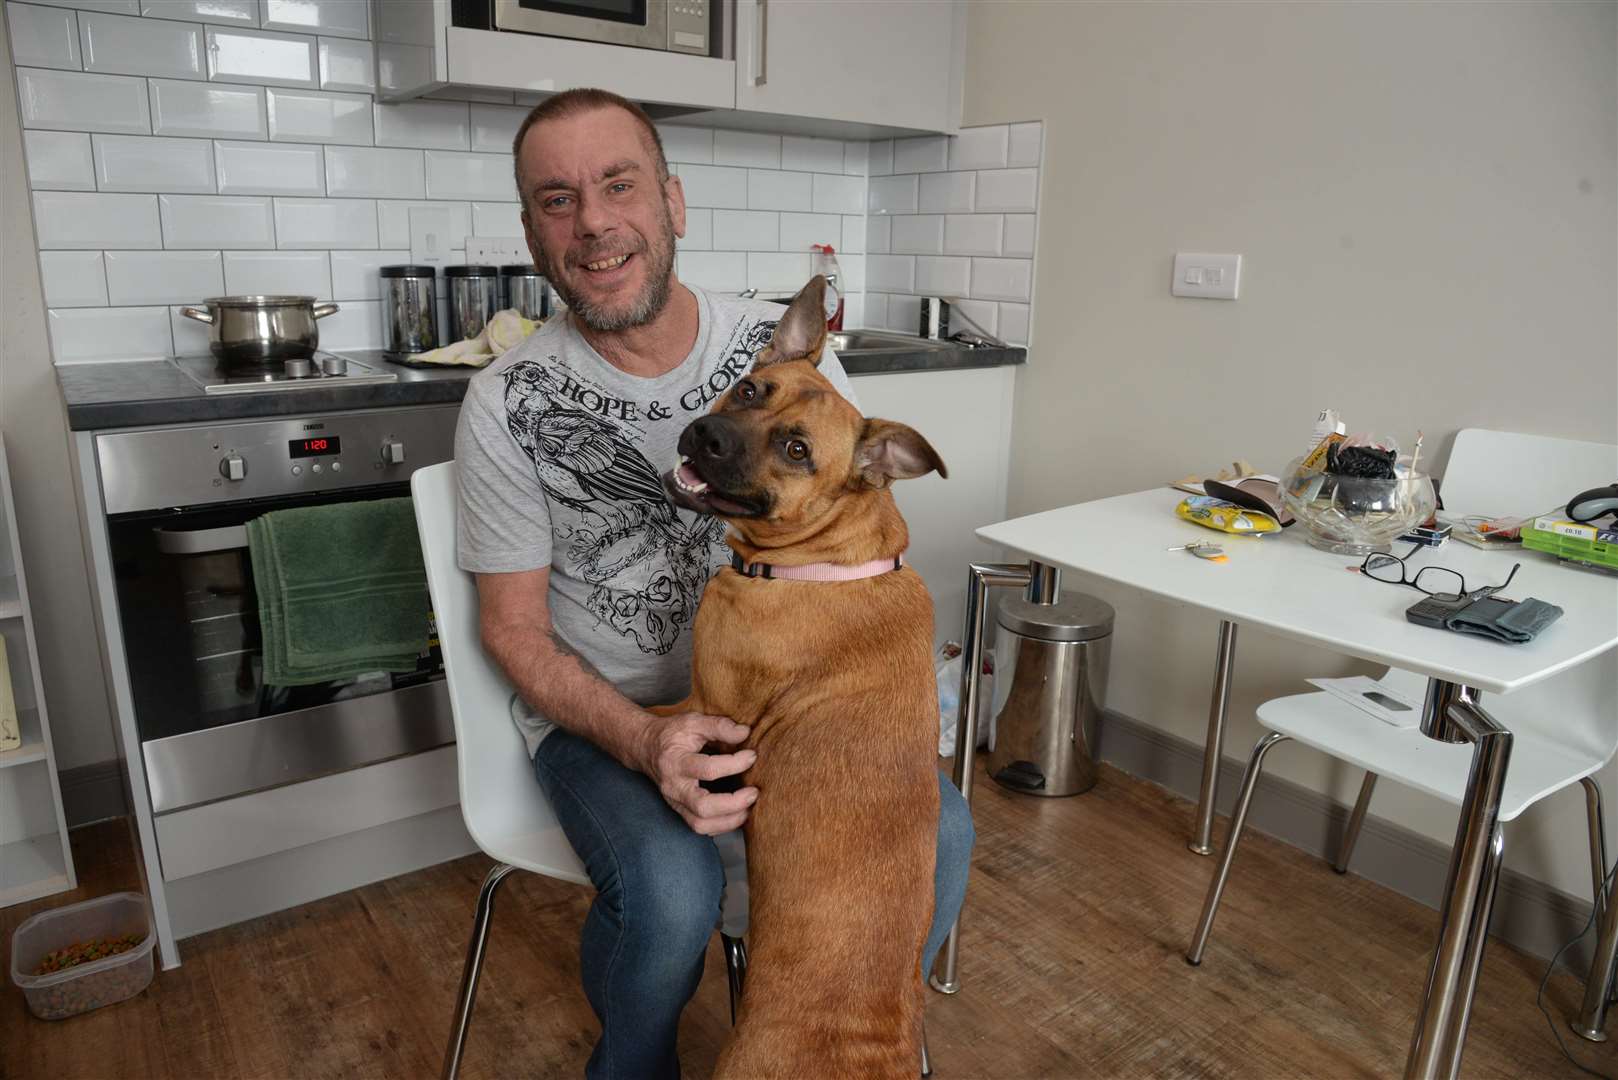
736, 381, 758, 402
786, 440, 809, 461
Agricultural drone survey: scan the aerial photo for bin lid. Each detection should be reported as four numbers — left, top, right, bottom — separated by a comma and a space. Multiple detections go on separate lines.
996, 593, 1115, 642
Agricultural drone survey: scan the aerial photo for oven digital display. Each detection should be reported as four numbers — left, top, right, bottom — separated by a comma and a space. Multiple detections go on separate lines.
290, 436, 341, 458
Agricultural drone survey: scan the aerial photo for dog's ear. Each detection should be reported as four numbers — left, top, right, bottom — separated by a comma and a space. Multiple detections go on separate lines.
852, 418, 948, 489
754, 275, 829, 368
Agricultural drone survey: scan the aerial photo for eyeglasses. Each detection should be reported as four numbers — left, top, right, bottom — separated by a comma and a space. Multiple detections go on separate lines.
1358, 550, 1520, 600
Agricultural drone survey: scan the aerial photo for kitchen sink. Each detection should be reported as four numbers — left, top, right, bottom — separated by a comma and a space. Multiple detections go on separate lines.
826, 330, 957, 354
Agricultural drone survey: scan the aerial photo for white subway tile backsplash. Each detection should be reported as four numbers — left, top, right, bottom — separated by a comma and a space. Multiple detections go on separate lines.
968, 257, 1031, 302
93, 134, 216, 193
39, 252, 107, 307
837, 253, 864, 292
216, 140, 324, 195
866, 254, 915, 293
1002, 214, 1035, 258
222, 249, 328, 295
377, 200, 470, 248
782, 136, 842, 173
317, 36, 372, 93
747, 169, 811, 212
915, 255, 970, 296
425, 151, 513, 200
18, 68, 150, 133
674, 163, 748, 209
678, 208, 711, 250
842, 140, 869, 176
943, 213, 1002, 257
150, 78, 265, 139
375, 99, 469, 150
998, 302, 1030, 345
951, 297, 998, 338
866, 215, 890, 254
678, 251, 746, 293
859, 291, 886, 329
330, 249, 408, 300
892, 214, 943, 255
886, 293, 921, 334
918, 171, 974, 213
867, 140, 893, 177
974, 169, 1038, 213
160, 194, 274, 247
325, 145, 425, 198
840, 215, 864, 255
778, 212, 841, 252
469, 104, 527, 153
79, 11, 203, 78
49, 306, 172, 361
206, 25, 316, 88
893, 135, 947, 174
841, 293, 864, 330
658, 125, 711, 165
713, 210, 778, 251
316, 300, 383, 349
262, 0, 367, 40
747, 252, 811, 292
266, 87, 370, 143
9, 3, 81, 70
34, 191, 160, 248
470, 201, 522, 237
26, 0, 138, 13
24, 130, 95, 191
104, 250, 223, 304
948, 125, 1009, 172
714, 130, 780, 169
1007, 122, 1042, 168
142, 1, 257, 26
811, 172, 862, 215
273, 196, 377, 247
867, 175, 917, 215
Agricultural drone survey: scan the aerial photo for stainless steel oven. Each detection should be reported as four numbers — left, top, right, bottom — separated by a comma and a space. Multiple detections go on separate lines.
95, 405, 459, 816
472, 0, 719, 55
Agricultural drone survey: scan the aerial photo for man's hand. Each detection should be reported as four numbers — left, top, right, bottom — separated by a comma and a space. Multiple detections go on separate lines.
635, 712, 758, 835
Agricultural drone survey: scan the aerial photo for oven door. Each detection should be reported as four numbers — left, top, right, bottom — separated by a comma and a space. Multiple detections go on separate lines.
493, 0, 668, 50
108, 486, 453, 815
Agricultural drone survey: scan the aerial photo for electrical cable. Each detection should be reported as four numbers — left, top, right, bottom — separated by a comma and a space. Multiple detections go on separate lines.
1537, 854, 1618, 1079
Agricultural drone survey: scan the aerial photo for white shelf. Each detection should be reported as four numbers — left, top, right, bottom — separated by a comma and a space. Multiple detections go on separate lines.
0, 833, 71, 907
0, 575, 18, 620
0, 708, 44, 769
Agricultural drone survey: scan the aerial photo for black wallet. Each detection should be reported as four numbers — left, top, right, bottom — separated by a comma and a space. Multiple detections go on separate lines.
1406, 592, 1564, 643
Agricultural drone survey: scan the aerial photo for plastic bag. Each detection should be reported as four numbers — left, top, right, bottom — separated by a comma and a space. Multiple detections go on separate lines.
935, 642, 994, 757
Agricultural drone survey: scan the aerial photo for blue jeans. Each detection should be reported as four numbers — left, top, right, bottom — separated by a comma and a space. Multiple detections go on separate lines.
533, 729, 975, 1080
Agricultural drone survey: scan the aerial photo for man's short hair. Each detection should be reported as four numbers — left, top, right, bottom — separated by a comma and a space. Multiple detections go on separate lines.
511, 88, 670, 206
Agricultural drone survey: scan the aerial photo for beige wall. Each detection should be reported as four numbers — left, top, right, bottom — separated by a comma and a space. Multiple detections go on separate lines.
965, 1, 1617, 899
0, 10, 117, 771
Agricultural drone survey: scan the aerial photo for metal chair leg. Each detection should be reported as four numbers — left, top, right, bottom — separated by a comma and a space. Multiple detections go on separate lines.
1334, 772, 1378, 874
442, 863, 519, 1080
1186, 732, 1291, 965
920, 1018, 932, 1077
1573, 776, 1618, 1042
722, 934, 749, 1026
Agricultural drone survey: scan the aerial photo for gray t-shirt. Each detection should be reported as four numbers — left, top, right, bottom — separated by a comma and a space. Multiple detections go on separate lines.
454, 285, 858, 756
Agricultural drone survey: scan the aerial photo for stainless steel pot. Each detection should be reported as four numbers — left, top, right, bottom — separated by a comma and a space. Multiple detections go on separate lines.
180, 295, 339, 365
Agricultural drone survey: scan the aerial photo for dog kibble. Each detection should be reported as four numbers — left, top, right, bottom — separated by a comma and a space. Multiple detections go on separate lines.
33, 934, 144, 975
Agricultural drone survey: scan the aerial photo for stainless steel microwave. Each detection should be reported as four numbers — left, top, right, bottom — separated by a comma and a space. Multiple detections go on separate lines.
454, 0, 720, 56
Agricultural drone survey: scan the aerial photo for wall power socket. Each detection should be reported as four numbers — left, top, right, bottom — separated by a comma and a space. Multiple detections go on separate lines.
466, 236, 530, 266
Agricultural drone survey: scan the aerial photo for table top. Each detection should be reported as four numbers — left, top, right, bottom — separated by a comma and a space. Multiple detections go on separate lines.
978, 489, 1618, 695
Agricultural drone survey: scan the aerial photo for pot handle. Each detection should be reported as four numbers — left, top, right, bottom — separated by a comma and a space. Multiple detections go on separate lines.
180, 306, 214, 325
312, 303, 340, 319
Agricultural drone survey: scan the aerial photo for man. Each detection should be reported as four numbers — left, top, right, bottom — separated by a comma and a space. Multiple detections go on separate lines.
454, 88, 974, 1080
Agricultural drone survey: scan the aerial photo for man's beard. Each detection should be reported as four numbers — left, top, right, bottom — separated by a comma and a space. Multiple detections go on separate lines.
537, 206, 677, 333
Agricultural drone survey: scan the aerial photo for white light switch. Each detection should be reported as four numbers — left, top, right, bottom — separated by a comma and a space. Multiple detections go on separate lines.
1172, 253, 1241, 299
410, 205, 454, 268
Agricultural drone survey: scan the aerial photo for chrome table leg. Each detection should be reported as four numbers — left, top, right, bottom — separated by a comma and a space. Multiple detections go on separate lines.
443, 862, 518, 1080
1572, 868, 1618, 1042
1190, 620, 1239, 855
1334, 772, 1378, 874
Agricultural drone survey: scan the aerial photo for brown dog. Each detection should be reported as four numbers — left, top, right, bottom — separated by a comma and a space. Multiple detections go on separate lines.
659, 276, 947, 1079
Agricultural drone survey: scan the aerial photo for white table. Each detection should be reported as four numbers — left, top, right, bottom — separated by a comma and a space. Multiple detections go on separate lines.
960, 488, 1618, 1078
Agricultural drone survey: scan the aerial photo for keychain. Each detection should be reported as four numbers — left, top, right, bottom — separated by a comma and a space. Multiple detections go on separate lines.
1167, 542, 1228, 563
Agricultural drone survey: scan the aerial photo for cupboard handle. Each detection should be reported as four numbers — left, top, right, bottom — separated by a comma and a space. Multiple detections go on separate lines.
751, 0, 768, 86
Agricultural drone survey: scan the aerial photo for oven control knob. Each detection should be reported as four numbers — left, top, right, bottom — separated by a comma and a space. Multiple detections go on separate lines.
320, 353, 347, 376
381, 441, 406, 466
219, 454, 247, 481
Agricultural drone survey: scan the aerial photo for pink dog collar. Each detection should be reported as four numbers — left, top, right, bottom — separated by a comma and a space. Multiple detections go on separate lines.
730, 550, 906, 582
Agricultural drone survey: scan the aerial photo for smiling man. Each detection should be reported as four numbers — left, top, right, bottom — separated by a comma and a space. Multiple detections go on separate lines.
452, 88, 974, 1080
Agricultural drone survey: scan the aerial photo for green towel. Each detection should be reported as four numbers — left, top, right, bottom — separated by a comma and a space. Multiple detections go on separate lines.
247, 497, 431, 686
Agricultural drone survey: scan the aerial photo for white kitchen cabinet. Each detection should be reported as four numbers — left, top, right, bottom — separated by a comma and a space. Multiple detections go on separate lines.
734, 0, 966, 134
850, 364, 1018, 644
0, 438, 77, 909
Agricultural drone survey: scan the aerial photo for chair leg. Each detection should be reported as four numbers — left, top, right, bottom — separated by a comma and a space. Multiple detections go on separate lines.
442, 863, 519, 1080
1186, 732, 1291, 965
1334, 772, 1377, 874
920, 1018, 932, 1077
722, 934, 749, 1026
1573, 776, 1618, 1042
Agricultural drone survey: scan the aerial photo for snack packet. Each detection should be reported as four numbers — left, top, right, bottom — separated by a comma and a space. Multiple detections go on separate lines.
1176, 496, 1282, 536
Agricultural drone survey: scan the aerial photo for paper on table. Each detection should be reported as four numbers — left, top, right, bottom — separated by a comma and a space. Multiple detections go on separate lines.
1305, 675, 1423, 728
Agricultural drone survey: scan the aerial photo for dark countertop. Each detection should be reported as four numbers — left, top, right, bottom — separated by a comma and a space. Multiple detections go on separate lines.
59, 343, 1025, 431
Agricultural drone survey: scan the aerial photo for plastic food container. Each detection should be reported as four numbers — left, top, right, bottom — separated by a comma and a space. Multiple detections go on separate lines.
9, 892, 155, 1020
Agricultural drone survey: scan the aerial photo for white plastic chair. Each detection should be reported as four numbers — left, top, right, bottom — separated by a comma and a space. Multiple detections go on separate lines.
1185, 431, 1618, 1021
411, 462, 750, 1079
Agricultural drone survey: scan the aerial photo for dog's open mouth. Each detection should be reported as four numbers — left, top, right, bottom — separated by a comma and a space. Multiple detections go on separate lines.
663, 456, 767, 518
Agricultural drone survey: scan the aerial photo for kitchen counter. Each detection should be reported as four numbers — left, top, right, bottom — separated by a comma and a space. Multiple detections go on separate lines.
59, 341, 1025, 431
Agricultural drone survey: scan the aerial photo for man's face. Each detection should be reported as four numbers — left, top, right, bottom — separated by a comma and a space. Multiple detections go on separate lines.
517, 107, 685, 333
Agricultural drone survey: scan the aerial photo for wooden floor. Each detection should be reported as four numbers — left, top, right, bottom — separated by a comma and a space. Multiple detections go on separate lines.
5, 762, 1617, 1079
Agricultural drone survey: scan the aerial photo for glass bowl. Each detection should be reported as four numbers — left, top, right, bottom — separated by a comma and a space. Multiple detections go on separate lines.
1280, 456, 1437, 555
